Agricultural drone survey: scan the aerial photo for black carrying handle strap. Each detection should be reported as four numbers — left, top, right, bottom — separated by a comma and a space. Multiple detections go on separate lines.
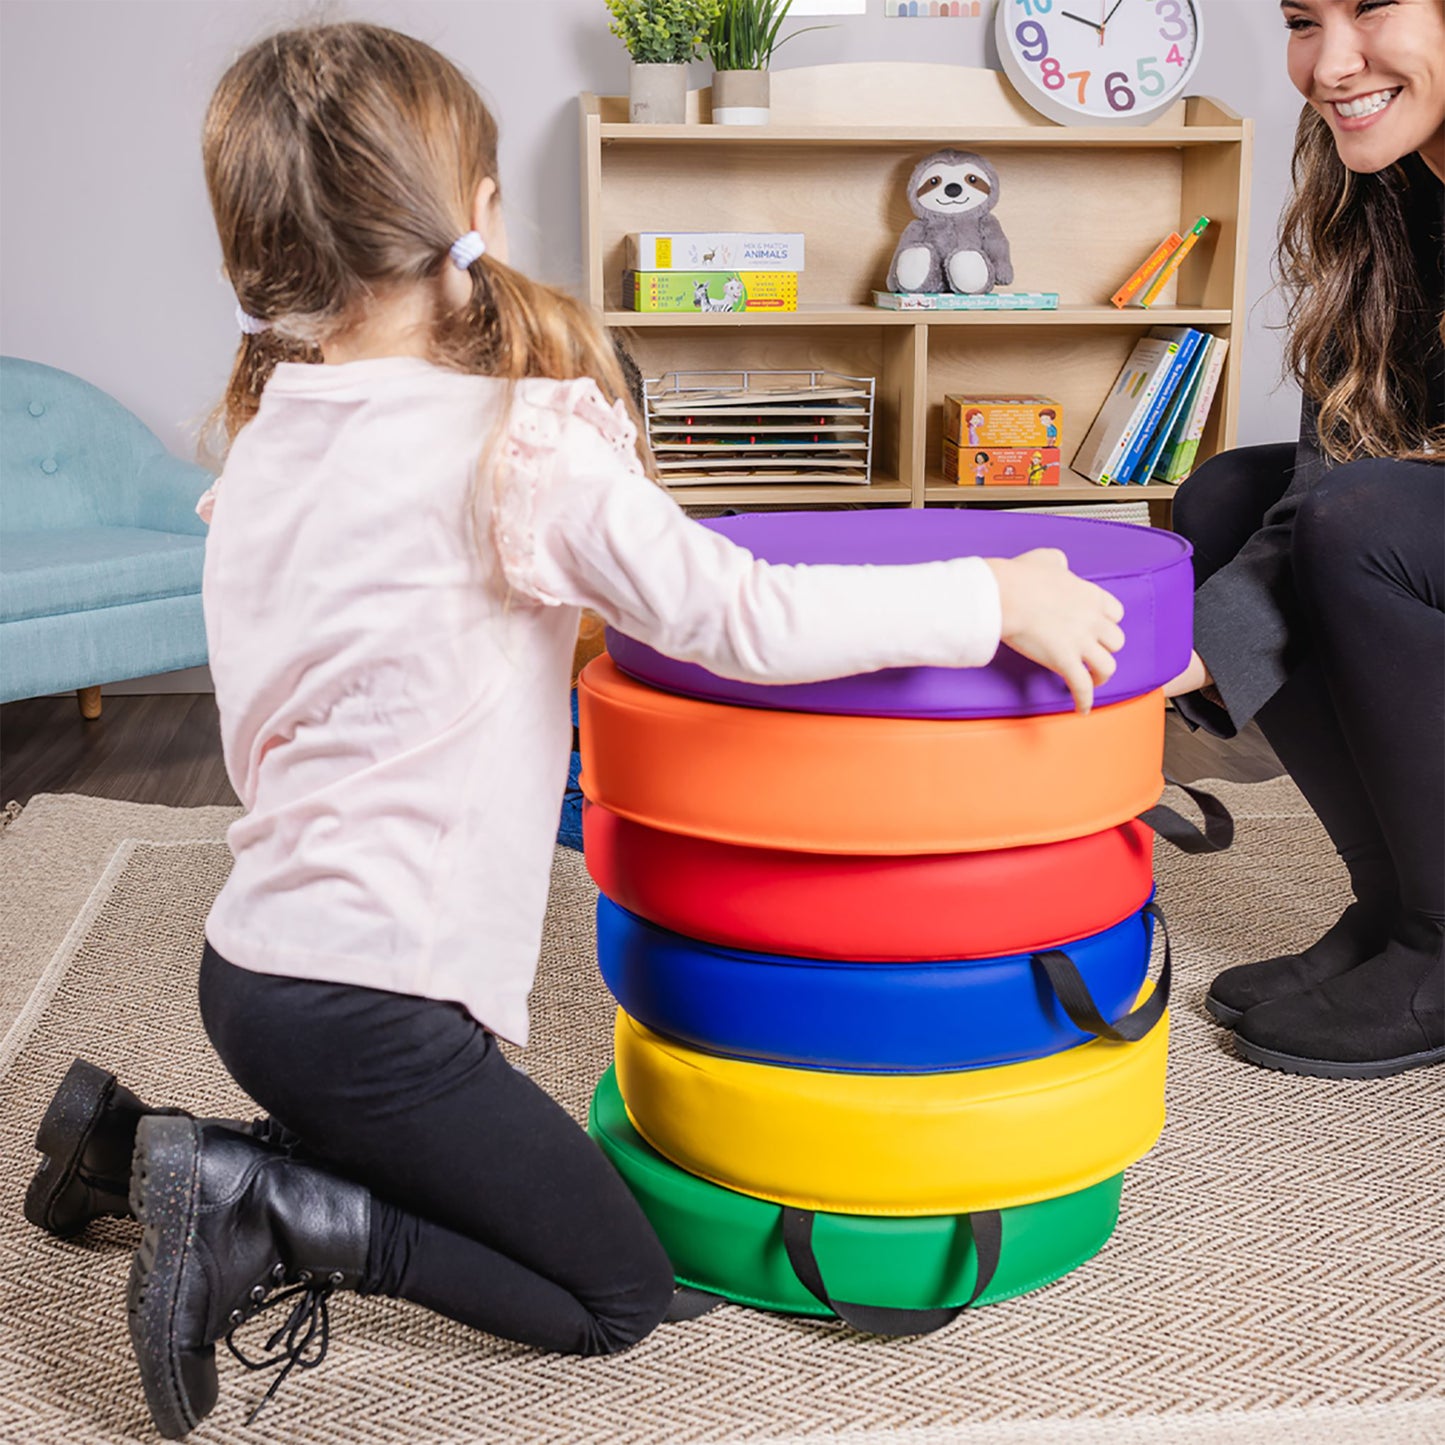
1034, 899, 1172, 1044
664, 908, 1174, 1329
781, 1207, 1003, 1337
1139, 777, 1234, 855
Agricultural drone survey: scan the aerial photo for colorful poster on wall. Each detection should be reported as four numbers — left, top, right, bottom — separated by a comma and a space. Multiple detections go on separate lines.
886, 1, 983, 15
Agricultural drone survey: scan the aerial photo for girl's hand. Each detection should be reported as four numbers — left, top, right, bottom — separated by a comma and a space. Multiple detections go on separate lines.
985, 548, 1126, 716
1163, 649, 1212, 698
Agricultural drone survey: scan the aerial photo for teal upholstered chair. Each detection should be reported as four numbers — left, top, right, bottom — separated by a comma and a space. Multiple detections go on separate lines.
1, 356, 213, 718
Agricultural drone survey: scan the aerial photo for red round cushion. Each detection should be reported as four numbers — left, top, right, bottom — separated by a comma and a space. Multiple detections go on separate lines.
584, 802, 1155, 962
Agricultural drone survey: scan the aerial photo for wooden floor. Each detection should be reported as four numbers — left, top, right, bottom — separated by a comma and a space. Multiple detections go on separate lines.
0, 692, 1282, 811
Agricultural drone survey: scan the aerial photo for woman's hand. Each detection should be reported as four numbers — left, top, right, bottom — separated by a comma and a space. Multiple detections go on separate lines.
985, 549, 1126, 716
1163, 649, 1212, 698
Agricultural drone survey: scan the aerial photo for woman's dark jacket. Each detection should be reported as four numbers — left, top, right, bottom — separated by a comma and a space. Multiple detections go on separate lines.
1177, 152, 1444, 738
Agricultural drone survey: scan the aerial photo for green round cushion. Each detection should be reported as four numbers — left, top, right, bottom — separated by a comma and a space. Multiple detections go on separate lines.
588, 1067, 1122, 1317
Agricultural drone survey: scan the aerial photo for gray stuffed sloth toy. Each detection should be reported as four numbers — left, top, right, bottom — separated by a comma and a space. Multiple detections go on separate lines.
886, 150, 1014, 295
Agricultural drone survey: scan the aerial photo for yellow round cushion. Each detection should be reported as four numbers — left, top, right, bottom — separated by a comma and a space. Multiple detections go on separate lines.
579, 656, 1165, 855
614, 999, 1167, 1216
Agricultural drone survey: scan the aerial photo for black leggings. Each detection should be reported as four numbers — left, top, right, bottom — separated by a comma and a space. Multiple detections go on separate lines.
1173, 446, 1444, 931
198, 944, 674, 1357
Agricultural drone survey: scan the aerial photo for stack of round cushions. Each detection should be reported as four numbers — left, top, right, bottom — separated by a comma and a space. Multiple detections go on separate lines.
579, 510, 1193, 1333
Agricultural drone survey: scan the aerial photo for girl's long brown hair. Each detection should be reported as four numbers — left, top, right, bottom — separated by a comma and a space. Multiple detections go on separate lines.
1277, 105, 1444, 464
202, 22, 647, 478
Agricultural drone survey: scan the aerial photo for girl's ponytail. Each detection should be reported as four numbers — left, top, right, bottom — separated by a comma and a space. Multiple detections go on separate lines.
203, 21, 656, 475
438, 254, 653, 476
219, 329, 323, 444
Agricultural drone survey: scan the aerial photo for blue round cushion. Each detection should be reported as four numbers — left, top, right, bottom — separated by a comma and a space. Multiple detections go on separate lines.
596, 895, 1157, 1074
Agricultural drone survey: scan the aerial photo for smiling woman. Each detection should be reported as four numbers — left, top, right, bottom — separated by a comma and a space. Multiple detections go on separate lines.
1283, 0, 1444, 180
1163, 0, 1444, 1081
1275, 0, 1445, 464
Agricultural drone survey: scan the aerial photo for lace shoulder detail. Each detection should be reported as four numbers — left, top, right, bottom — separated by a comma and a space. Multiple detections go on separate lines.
491, 378, 640, 606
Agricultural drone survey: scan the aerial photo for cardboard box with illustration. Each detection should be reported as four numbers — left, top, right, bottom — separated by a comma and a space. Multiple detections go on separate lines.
628, 232, 805, 272
943, 438, 1061, 487
944, 395, 1063, 450
623, 270, 799, 313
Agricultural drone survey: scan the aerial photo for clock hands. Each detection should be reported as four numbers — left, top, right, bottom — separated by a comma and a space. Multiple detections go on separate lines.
1054, 1, 1130, 50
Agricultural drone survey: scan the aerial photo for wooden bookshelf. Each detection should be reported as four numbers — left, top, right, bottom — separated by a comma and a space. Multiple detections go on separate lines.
581, 63, 1252, 522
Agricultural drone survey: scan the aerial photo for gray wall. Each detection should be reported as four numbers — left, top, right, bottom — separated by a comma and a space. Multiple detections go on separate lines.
3, 0, 1298, 466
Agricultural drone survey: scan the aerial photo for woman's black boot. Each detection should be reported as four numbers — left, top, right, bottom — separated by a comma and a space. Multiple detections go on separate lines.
1232, 921, 1445, 1079
127, 1114, 371, 1439
1203, 899, 1393, 1027
24, 1058, 277, 1238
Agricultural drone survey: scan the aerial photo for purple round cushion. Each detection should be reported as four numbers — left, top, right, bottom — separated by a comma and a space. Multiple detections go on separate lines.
606, 510, 1193, 719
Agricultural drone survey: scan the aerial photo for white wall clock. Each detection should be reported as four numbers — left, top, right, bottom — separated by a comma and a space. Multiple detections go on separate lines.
995, 0, 1204, 126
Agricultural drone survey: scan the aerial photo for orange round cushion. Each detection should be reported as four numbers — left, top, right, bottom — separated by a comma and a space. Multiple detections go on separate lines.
584, 802, 1155, 961
578, 656, 1165, 855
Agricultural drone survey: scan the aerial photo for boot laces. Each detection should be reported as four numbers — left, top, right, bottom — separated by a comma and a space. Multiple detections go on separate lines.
225, 1271, 342, 1425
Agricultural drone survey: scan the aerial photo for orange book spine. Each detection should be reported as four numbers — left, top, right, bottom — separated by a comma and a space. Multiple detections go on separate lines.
1111, 233, 1181, 309
1140, 217, 1211, 308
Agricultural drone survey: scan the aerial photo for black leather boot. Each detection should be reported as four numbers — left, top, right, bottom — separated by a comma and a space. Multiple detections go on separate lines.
24, 1058, 272, 1238
1232, 921, 1445, 1079
127, 1114, 371, 1439
1204, 899, 1394, 1027
25, 1059, 205, 1238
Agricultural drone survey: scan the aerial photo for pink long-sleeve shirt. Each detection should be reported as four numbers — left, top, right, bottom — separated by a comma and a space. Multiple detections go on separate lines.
200, 357, 1002, 1045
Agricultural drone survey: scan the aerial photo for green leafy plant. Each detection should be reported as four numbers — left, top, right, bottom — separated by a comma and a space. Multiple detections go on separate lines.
705, 0, 826, 71
606, 0, 722, 64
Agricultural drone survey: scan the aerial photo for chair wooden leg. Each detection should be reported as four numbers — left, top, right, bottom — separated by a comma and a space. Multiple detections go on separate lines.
77, 686, 102, 720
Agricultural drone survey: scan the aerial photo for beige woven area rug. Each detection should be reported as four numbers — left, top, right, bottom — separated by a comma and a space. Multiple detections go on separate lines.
1, 784, 1442, 1445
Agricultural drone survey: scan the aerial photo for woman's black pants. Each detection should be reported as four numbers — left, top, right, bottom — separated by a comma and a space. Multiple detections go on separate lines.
1173, 445, 1444, 936
198, 945, 675, 1357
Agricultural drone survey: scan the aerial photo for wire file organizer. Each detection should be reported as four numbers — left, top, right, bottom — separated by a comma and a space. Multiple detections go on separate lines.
641, 370, 875, 487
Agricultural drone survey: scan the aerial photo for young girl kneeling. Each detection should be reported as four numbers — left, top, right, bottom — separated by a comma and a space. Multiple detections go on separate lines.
25, 23, 1123, 1438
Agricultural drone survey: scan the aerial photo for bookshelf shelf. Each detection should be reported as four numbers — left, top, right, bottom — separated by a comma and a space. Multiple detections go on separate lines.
670, 479, 913, 508
923, 478, 1181, 505
597, 124, 1243, 149
582, 63, 1252, 516
607, 305, 1236, 329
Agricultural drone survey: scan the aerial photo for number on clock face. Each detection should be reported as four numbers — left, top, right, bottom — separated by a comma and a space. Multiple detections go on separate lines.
1002, 0, 1201, 123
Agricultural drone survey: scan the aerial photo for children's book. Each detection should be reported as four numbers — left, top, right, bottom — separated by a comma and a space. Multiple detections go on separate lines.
1139, 216, 1210, 308
1111, 232, 1182, 309
1072, 333, 1180, 485
1134, 334, 1213, 484
1114, 327, 1205, 484
1156, 336, 1231, 482
872, 290, 1059, 310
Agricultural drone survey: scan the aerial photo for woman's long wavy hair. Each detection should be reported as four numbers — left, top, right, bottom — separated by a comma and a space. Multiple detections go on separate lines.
1277, 105, 1444, 464
201, 22, 650, 484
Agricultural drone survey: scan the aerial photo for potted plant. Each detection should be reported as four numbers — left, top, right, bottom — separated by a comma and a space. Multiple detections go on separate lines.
606, 0, 721, 124
706, 0, 820, 126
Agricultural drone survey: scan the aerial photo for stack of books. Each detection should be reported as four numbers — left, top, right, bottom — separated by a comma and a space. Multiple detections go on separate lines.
1111, 217, 1211, 309
1073, 326, 1230, 486
623, 232, 803, 313
873, 290, 1059, 311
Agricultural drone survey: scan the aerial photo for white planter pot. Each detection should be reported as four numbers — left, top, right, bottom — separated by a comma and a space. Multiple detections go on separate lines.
630, 62, 687, 124
712, 69, 771, 126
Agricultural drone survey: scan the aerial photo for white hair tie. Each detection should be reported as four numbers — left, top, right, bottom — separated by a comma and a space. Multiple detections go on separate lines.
450, 231, 486, 269
235, 303, 271, 336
